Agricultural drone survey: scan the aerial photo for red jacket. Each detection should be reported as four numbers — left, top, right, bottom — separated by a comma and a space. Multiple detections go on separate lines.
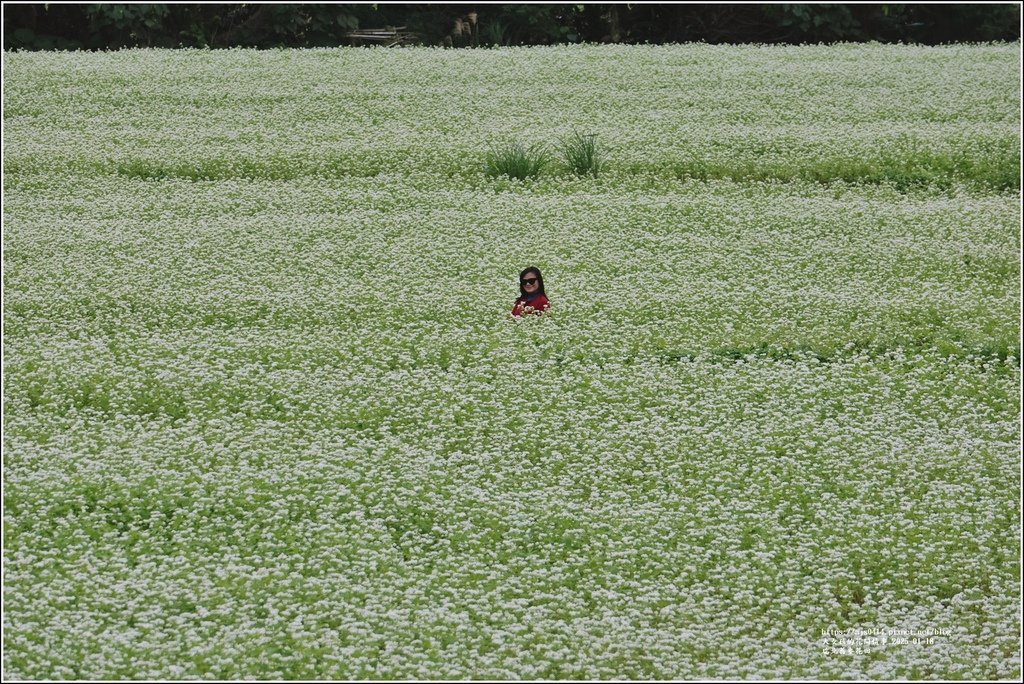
512, 294, 549, 317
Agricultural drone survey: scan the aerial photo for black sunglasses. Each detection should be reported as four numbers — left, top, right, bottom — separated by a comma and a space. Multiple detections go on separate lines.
521, 277, 539, 286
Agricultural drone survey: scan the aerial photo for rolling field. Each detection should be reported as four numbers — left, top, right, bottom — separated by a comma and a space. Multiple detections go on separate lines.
3, 43, 1021, 679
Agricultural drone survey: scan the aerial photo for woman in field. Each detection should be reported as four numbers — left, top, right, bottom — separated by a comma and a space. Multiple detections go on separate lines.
511, 266, 550, 317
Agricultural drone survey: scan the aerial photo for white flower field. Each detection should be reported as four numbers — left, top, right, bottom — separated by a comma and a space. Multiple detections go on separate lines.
3, 43, 1021, 679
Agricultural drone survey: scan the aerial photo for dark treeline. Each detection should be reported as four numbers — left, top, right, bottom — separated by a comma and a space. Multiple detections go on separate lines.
4, 3, 1020, 50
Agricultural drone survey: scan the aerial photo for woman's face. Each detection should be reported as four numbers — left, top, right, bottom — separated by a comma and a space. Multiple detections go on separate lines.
521, 272, 540, 295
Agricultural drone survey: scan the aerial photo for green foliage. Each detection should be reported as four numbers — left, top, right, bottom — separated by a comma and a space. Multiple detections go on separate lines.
670, 136, 1020, 193
484, 140, 550, 180
3, 4, 1018, 50
83, 4, 171, 46
3, 4, 365, 50
767, 4, 864, 40
558, 130, 604, 177
480, 18, 514, 47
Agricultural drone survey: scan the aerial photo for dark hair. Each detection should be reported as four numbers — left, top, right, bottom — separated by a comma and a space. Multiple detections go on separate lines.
518, 266, 546, 300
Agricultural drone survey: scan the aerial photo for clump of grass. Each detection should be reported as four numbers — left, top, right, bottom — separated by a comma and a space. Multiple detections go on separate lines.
559, 130, 604, 177
484, 140, 549, 180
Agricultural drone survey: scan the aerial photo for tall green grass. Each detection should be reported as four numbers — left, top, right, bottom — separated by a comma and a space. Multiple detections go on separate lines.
484, 140, 550, 180
559, 130, 604, 177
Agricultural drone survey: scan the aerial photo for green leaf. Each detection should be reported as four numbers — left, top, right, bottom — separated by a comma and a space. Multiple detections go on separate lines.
12, 28, 35, 44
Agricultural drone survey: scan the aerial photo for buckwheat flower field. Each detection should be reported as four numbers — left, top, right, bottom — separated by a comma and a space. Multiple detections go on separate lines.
3, 43, 1021, 679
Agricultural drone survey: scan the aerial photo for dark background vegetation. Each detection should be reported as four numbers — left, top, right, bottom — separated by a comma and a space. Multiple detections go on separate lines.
4, 3, 1021, 50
